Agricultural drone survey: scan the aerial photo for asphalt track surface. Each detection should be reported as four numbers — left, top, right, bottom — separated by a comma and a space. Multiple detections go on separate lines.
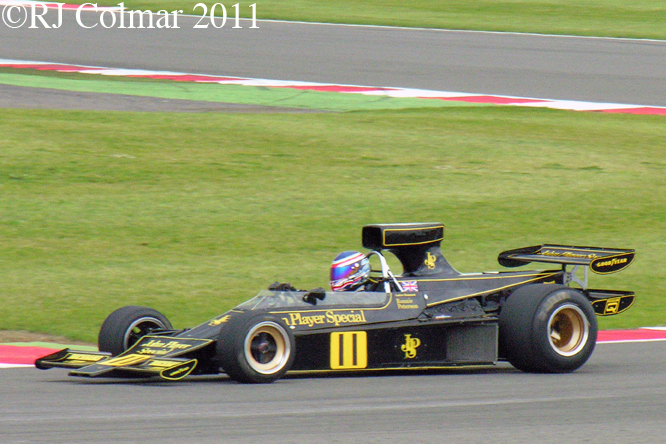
0, 10, 665, 107
2, 341, 665, 443
0, 83, 321, 112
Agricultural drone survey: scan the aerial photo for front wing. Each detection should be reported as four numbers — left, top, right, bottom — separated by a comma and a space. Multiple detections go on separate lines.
36, 336, 213, 381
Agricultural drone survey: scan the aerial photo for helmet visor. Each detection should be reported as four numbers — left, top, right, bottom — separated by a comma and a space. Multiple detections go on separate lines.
330, 252, 367, 281
330, 263, 359, 282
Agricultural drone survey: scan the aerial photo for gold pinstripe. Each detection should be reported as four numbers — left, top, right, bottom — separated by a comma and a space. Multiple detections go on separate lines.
269, 293, 394, 316
425, 272, 560, 308
382, 225, 444, 247
288, 364, 494, 375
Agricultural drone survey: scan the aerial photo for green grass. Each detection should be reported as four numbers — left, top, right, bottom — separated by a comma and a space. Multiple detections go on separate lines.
0, 106, 664, 342
0, 71, 488, 112
103, 0, 666, 40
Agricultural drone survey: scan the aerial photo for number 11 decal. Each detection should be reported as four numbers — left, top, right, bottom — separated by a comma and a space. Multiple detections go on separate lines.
330, 331, 367, 369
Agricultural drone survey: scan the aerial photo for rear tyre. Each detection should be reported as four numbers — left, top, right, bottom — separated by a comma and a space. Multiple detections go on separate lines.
98, 306, 172, 356
499, 284, 597, 373
218, 314, 295, 383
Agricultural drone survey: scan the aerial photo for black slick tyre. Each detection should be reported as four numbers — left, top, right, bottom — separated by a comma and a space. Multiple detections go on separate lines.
98, 306, 172, 356
218, 314, 295, 384
499, 284, 597, 373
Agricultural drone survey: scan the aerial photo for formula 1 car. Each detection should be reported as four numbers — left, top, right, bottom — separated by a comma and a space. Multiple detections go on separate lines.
36, 223, 635, 383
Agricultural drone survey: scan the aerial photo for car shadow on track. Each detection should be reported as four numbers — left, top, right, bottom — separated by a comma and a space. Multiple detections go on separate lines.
42, 362, 519, 386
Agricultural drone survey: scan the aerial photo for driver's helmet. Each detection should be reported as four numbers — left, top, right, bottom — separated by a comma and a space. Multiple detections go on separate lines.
330, 251, 371, 291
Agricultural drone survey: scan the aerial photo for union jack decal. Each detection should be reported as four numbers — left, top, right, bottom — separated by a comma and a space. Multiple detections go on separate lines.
400, 281, 419, 292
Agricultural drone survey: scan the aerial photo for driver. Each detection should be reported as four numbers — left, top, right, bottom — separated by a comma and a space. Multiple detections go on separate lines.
330, 251, 374, 291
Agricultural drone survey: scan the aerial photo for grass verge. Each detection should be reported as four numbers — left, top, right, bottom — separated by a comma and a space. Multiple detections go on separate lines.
0, 72, 487, 112
0, 106, 664, 342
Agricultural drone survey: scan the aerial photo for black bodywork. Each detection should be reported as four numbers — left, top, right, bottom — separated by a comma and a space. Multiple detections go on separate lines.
36, 223, 635, 381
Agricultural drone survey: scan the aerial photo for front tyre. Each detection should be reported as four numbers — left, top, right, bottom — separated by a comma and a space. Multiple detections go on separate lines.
499, 284, 597, 373
218, 314, 295, 383
98, 306, 172, 356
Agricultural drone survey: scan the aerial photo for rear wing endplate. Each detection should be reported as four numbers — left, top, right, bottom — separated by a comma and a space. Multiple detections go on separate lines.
498, 244, 635, 274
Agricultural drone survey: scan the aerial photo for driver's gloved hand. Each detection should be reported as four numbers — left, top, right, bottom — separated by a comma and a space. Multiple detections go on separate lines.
268, 282, 299, 292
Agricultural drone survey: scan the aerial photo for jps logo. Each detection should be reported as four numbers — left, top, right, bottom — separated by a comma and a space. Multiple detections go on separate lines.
401, 334, 421, 359
424, 252, 437, 270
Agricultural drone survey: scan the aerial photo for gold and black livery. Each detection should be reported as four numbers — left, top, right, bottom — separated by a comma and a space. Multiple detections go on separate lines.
36, 223, 635, 383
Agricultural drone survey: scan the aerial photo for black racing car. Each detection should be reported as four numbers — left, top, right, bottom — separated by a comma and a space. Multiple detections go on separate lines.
36, 223, 635, 383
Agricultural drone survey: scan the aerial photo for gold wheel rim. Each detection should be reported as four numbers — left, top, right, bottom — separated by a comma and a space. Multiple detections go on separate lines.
244, 322, 290, 375
547, 304, 589, 357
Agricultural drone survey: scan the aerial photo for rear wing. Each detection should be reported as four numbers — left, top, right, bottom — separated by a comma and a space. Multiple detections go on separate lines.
498, 244, 635, 274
